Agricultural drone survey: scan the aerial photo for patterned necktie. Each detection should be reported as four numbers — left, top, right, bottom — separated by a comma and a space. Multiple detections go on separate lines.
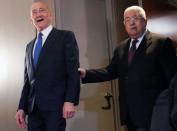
34, 32, 43, 68
128, 39, 138, 64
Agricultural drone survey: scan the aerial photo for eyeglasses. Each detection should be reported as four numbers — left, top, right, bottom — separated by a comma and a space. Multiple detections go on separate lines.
31, 8, 47, 15
124, 16, 143, 24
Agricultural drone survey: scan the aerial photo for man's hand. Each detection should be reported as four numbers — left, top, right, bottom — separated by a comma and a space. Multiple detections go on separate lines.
78, 68, 86, 78
63, 102, 75, 119
15, 109, 27, 129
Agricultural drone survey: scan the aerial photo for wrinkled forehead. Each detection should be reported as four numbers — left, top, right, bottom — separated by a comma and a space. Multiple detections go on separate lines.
31, 2, 49, 11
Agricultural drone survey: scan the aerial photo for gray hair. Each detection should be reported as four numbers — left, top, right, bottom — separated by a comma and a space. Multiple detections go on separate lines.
124, 6, 146, 20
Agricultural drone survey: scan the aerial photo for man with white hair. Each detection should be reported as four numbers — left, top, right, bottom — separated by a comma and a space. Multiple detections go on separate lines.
79, 5, 177, 131
15, 1, 80, 131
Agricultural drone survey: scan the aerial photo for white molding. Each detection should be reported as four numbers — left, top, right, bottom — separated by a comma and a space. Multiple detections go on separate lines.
54, 0, 62, 28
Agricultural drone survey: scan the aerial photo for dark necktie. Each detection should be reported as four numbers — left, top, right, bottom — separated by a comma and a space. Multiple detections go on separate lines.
128, 39, 138, 64
34, 32, 43, 68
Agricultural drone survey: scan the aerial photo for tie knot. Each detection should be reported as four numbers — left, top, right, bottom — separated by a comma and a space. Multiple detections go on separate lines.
131, 39, 138, 49
132, 39, 138, 44
38, 32, 43, 37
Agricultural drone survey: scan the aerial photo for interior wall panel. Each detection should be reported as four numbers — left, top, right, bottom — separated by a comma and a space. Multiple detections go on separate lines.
0, 0, 35, 131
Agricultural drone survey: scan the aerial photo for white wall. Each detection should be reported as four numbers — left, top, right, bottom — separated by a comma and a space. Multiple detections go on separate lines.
0, 0, 35, 130
55, 0, 115, 131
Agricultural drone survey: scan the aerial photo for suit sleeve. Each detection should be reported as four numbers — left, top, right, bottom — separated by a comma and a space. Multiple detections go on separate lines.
82, 48, 119, 83
158, 38, 177, 129
169, 74, 177, 129
18, 46, 30, 113
158, 38, 177, 84
64, 31, 80, 105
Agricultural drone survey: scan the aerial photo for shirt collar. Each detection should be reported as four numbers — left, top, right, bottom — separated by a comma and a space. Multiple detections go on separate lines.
38, 25, 53, 38
130, 29, 147, 49
131, 29, 147, 42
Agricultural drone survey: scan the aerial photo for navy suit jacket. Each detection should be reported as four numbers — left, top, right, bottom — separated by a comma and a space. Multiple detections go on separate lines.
83, 30, 177, 128
150, 72, 177, 131
169, 73, 177, 130
150, 89, 174, 131
18, 28, 80, 114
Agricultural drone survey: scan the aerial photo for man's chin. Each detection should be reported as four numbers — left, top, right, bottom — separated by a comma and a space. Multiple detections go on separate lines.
129, 33, 140, 38
35, 25, 45, 31
34, 22, 50, 31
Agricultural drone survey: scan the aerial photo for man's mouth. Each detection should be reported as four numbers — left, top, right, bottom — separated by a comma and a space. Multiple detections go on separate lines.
130, 27, 137, 30
36, 18, 44, 23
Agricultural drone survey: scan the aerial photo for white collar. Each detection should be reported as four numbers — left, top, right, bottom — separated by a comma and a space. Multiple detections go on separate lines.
38, 25, 53, 37
130, 29, 147, 49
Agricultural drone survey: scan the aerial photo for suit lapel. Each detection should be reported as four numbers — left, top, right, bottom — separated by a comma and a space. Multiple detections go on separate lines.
30, 39, 36, 70
117, 38, 131, 69
25, 39, 36, 79
121, 39, 131, 59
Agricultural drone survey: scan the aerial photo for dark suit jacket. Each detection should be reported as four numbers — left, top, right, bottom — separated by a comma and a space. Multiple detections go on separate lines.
83, 30, 177, 128
150, 73, 177, 131
18, 28, 80, 114
169, 73, 177, 130
150, 89, 174, 131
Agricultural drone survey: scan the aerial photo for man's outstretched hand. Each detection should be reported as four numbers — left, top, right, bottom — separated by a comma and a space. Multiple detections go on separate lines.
78, 68, 86, 78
